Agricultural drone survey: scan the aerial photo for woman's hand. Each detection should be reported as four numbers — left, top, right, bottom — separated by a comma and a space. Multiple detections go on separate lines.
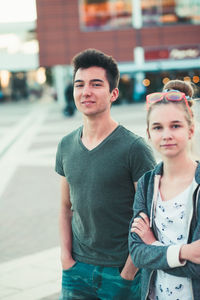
131, 212, 156, 245
180, 240, 200, 264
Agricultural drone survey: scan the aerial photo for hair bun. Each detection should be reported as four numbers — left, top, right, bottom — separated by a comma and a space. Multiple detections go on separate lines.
163, 79, 194, 98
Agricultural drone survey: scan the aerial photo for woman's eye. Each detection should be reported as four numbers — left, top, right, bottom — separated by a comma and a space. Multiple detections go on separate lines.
153, 126, 162, 130
172, 124, 180, 129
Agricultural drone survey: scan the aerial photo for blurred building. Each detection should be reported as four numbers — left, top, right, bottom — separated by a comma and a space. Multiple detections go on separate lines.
0, 18, 47, 102
0, 21, 36, 100
35, 0, 200, 104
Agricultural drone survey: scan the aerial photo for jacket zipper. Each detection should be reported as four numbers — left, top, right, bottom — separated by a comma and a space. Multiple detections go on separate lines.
145, 270, 154, 300
195, 186, 200, 219
190, 285, 194, 300
190, 185, 200, 300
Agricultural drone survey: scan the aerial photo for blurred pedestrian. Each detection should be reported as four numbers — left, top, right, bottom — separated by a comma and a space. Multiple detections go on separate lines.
63, 82, 76, 117
55, 48, 156, 300
129, 80, 200, 300
11, 72, 28, 101
0, 88, 4, 102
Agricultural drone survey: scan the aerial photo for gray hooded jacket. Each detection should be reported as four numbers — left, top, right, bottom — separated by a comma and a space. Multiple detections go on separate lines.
129, 162, 200, 300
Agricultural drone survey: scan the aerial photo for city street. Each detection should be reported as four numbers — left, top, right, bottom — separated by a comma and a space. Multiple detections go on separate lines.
0, 97, 199, 300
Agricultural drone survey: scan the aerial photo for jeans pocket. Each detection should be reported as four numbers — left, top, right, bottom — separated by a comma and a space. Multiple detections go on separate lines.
63, 261, 78, 273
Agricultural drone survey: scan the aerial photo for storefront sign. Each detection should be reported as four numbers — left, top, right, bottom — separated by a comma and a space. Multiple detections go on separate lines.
170, 48, 200, 59
145, 45, 200, 61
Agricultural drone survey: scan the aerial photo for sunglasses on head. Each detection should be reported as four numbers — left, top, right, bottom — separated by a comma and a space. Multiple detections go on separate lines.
146, 90, 192, 115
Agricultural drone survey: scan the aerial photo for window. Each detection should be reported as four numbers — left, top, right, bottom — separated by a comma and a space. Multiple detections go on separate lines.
79, 0, 132, 31
142, 0, 200, 26
79, 0, 200, 31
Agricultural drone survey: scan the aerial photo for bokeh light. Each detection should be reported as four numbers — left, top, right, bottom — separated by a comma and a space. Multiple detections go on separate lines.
143, 78, 150, 86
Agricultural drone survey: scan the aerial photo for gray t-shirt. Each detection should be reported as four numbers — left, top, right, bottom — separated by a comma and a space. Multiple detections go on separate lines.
55, 125, 156, 267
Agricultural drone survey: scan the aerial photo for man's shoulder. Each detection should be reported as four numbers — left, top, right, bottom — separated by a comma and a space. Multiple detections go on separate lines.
119, 126, 149, 148
118, 125, 140, 142
60, 127, 81, 144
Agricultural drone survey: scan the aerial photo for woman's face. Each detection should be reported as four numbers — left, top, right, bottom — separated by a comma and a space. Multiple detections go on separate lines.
148, 103, 194, 159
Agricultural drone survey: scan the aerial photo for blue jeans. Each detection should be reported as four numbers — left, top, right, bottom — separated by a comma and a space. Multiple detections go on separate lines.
59, 261, 141, 300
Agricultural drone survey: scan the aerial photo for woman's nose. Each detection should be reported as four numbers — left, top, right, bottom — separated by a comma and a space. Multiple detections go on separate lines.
162, 128, 172, 139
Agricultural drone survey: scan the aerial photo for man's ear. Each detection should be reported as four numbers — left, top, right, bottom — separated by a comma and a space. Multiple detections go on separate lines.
110, 88, 119, 104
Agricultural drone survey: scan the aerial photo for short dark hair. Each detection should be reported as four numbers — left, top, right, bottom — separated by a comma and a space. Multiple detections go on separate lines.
72, 48, 120, 92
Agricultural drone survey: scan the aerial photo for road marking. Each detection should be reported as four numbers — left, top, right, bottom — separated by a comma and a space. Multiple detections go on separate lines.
0, 105, 50, 198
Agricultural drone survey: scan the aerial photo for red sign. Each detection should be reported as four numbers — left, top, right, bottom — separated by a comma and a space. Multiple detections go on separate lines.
145, 45, 200, 61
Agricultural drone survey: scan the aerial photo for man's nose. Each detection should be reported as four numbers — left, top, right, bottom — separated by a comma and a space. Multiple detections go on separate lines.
82, 84, 91, 96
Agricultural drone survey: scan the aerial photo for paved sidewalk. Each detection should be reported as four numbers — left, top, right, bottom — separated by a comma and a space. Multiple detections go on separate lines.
0, 99, 147, 300
0, 100, 66, 299
0, 248, 61, 300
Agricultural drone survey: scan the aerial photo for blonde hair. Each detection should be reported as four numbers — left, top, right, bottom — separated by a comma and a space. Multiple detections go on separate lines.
147, 79, 195, 127
163, 79, 194, 99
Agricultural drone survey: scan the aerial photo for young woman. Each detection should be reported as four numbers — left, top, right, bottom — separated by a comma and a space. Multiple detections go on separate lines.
129, 80, 200, 300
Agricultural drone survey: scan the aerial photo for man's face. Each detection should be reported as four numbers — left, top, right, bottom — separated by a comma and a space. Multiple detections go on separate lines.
73, 66, 118, 117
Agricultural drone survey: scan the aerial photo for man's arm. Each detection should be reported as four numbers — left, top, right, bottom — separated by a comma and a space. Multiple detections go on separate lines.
120, 182, 138, 280
120, 254, 138, 280
59, 176, 76, 270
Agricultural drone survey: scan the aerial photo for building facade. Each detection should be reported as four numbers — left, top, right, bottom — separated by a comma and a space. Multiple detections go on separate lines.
0, 21, 42, 101
35, 0, 200, 104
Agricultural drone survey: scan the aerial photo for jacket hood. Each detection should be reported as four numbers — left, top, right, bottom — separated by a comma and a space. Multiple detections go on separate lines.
154, 161, 200, 185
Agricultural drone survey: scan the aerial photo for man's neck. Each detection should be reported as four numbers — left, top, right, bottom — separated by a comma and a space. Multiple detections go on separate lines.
81, 116, 118, 150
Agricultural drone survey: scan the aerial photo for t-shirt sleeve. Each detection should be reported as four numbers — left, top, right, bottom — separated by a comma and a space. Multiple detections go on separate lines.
130, 137, 156, 182
55, 140, 65, 176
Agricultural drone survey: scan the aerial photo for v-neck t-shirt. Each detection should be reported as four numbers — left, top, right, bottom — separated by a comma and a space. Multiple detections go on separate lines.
55, 125, 156, 266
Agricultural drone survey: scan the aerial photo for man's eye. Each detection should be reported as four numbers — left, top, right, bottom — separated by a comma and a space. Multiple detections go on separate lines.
75, 84, 83, 88
93, 83, 101, 87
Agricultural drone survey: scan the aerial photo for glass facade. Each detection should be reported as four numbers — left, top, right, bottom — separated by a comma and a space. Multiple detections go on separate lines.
117, 69, 200, 104
142, 0, 200, 26
79, 0, 200, 31
142, 69, 200, 102
79, 0, 132, 31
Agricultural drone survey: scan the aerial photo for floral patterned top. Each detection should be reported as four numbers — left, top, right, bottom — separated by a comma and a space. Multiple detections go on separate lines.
149, 179, 197, 300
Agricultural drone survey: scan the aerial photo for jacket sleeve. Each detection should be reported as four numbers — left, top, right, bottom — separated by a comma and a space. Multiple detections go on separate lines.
164, 261, 200, 279
165, 189, 200, 279
164, 221, 200, 279
128, 175, 170, 270
129, 175, 200, 279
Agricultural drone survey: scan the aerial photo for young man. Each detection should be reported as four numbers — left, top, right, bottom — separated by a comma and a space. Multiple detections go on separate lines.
55, 48, 156, 300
